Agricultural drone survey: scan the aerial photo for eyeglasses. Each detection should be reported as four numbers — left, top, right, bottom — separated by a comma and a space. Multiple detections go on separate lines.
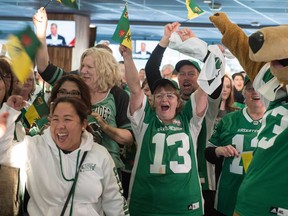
57, 89, 81, 97
154, 92, 177, 100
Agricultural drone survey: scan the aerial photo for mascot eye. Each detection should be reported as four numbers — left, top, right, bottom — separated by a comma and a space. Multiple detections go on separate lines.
249, 31, 264, 54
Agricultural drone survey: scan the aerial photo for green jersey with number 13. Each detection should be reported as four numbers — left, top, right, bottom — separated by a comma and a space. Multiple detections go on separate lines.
128, 95, 204, 216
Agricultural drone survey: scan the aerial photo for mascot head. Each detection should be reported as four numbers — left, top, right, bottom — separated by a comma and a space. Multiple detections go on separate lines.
248, 25, 288, 83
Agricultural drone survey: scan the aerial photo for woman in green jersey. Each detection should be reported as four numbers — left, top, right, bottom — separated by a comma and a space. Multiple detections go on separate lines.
205, 78, 265, 215
119, 21, 210, 216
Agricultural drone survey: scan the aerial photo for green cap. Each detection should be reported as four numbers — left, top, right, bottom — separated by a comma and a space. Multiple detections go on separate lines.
151, 78, 179, 94
244, 76, 251, 86
175, 59, 201, 73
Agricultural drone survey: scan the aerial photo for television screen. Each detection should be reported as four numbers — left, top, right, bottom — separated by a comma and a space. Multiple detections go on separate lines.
133, 40, 158, 59
46, 20, 76, 47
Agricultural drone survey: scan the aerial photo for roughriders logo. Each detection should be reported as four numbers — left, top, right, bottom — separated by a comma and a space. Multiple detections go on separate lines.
89, 106, 112, 143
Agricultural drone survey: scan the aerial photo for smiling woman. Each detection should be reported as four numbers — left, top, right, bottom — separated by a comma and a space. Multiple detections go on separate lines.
50, 97, 90, 152
0, 96, 129, 216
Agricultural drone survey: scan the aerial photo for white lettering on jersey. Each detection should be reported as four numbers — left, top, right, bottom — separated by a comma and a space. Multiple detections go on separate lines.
258, 106, 288, 149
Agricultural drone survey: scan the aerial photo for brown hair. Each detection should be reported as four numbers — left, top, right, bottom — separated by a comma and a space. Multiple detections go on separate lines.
223, 74, 236, 111
151, 84, 183, 115
48, 74, 91, 110
0, 57, 14, 96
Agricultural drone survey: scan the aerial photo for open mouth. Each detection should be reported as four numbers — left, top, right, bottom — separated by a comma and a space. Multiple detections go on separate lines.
183, 82, 191, 87
161, 105, 169, 111
271, 58, 288, 69
57, 133, 68, 142
252, 95, 260, 100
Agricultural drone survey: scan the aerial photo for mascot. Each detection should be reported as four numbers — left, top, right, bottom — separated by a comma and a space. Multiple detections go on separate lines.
210, 12, 288, 216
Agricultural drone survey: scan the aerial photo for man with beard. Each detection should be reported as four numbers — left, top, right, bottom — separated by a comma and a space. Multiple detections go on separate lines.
175, 60, 201, 101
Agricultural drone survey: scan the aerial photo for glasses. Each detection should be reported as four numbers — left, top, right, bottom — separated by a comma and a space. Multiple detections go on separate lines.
57, 89, 81, 97
155, 92, 177, 100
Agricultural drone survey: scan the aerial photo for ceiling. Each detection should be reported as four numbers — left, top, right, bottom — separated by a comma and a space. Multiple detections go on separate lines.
0, 0, 287, 44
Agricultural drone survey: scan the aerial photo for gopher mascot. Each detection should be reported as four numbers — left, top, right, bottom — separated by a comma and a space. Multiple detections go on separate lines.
210, 12, 288, 216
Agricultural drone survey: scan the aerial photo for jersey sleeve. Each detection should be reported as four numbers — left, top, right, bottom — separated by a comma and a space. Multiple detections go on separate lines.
190, 92, 207, 132
110, 86, 132, 131
127, 96, 148, 137
39, 63, 68, 86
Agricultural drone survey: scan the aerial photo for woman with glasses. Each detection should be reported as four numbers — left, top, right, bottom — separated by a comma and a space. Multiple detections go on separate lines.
29, 74, 92, 136
119, 22, 210, 215
205, 77, 265, 216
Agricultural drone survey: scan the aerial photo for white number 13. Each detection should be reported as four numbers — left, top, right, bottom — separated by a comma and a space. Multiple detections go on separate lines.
150, 133, 192, 174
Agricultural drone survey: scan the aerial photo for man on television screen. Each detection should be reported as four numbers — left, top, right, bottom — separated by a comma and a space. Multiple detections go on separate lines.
135, 42, 151, 58
46, 23, 66, 46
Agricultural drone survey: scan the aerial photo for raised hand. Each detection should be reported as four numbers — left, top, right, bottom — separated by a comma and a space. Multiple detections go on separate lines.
119, 44, 132, 59
177, 28, 196, 42
164, 22, 181, 38
160, 22, 181, 47
33, 7, 48, 38
6, 95, 25, 111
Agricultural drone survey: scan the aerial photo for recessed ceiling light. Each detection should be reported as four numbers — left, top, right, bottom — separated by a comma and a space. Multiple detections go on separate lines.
209, 2, 222, 10
204, 0, 212, 3
251, 21, 260, 27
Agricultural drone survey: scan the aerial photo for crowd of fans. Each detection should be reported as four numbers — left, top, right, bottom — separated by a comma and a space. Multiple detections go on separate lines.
0, 6, 283, 216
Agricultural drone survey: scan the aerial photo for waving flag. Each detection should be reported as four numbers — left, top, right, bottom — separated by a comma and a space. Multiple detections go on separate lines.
112, 4, 132, 50
25, 92, 49, 128
186, 0, 205, 19
6, 25, 40, 83
57, 0, 79, 10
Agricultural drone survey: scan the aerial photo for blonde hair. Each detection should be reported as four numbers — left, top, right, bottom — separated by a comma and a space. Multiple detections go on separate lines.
80, 47, 121, 92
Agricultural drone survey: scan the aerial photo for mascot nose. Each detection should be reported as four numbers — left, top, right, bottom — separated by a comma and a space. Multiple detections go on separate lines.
249, 31, 264, 54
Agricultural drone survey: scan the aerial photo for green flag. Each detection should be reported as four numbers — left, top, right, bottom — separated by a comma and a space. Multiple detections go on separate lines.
57, 0, 78, 9
25, 92, 49, 128
186, 0, 205, 19
112, 5, 132, 50
6, 25, 41, 83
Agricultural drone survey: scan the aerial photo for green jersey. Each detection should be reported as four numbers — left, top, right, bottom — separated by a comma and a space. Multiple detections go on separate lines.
128, 95, 204, 216
235, 98, 288, 216
90, 86, 132, 169
209, 107, 261, 215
